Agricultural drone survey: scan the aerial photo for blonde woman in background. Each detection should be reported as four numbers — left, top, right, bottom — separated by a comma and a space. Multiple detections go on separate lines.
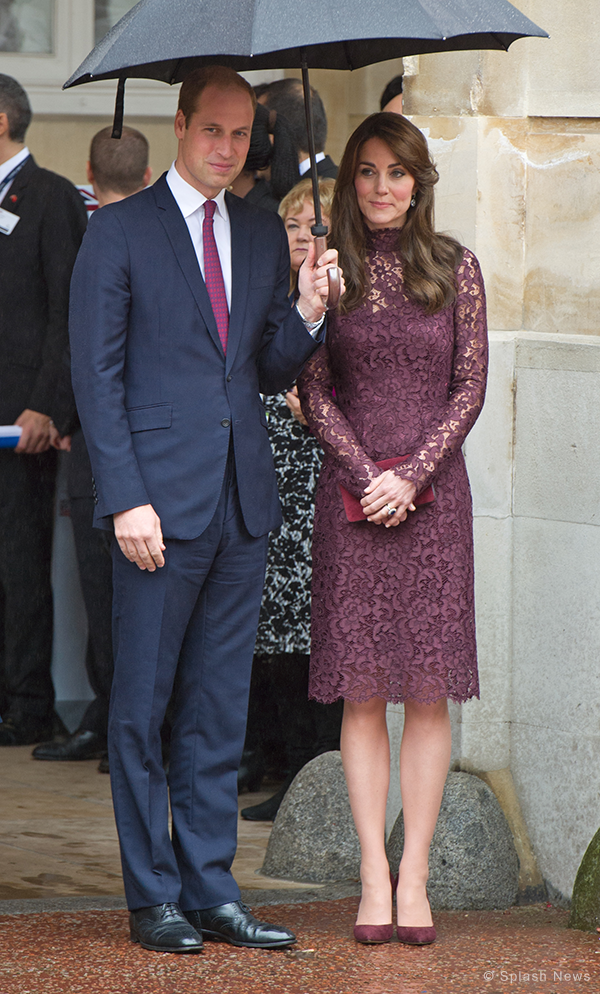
240, 178, 341, 822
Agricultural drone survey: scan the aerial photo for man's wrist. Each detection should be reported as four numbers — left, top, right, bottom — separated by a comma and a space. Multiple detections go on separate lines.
296, 303, 325, 338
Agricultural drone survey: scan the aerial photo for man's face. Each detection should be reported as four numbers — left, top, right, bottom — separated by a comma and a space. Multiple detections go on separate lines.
174, 84, 253, 198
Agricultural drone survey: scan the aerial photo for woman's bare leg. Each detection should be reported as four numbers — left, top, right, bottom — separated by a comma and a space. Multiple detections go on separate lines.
341, 696, 392, 925
396, 697, 451, 926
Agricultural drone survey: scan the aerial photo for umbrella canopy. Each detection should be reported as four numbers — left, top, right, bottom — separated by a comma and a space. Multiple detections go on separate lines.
64, 0, 547, 88
65, 0, 548, 88
64, 0, 547, 308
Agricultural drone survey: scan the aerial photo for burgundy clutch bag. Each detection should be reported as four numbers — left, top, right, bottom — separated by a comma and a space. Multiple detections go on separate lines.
339, 456, 435, 523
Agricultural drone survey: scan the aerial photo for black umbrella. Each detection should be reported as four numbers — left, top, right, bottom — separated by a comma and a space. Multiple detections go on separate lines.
64, 0, 547, 306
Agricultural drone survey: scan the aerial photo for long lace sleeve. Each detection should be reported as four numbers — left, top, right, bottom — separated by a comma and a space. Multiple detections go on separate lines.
394, 249, 488, 495
297, 345, 380, 497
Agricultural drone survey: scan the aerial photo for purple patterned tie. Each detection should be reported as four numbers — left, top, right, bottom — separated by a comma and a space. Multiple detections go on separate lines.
202, 199, 229, 354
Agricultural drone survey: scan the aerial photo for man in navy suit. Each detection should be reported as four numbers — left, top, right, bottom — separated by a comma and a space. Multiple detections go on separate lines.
69, 66, 339, 954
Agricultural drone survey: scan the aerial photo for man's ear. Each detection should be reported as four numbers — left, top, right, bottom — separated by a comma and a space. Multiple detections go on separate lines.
86, 160, 94, 184
174, 109, 186, 140
0, 112, 10, 140
143, 166, 152, 188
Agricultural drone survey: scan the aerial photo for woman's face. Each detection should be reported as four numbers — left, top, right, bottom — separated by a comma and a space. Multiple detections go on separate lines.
354, 137, 416, 230
284, 199, 331, 273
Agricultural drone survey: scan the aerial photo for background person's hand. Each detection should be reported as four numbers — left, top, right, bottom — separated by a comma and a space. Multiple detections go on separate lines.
284, 385, 308, 426
361, 470, 417, 528
49, 426, 72, 450
14, 409, 53, 454
297, 242, 345, 322
113, 504, 165, 570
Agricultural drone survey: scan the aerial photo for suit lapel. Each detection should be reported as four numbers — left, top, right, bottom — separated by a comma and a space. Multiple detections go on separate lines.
225, 192, 251, 372
153, 174, 224, 358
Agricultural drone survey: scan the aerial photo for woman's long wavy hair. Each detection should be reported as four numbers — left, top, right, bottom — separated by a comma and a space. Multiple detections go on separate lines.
330, 113, 463, 314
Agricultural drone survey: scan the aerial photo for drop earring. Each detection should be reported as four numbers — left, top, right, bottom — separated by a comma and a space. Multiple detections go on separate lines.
410, 195, 417, 208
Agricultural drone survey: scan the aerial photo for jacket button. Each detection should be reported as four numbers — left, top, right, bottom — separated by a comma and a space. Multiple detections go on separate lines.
227, 375, 232, 382
221, 418, 231, 427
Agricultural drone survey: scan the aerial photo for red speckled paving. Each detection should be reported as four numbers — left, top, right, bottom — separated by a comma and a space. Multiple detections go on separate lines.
0, 899, 597, 994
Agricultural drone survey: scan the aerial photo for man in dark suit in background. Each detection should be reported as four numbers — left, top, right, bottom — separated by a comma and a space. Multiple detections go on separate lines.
259, 77, 338, 181
0, 74, 87, 746
33, 125, 152, 771
69, 66, 340, 954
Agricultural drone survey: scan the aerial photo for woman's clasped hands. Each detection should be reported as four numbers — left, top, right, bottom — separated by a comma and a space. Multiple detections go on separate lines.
361, 470, 417, 528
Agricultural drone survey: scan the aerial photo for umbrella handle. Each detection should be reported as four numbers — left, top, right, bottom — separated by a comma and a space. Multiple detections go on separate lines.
314, 235, 341, 310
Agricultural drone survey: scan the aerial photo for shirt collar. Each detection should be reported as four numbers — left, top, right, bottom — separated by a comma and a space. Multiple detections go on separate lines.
0, 146, 30, 186
167, 161, 228, 220
298, 151, 325, 177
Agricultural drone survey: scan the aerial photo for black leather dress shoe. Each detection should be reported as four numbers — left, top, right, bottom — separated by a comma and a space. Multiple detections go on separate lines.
32, 729, 106, 761
129, 903, 204, 953
0, 710, 67, 747
185, 901, 295, 948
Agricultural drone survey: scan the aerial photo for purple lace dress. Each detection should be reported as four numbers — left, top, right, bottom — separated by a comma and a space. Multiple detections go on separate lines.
297, 229, 488, 705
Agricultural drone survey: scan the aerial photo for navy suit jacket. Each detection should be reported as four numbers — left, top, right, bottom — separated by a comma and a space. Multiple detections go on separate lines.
69, 174, 323, 540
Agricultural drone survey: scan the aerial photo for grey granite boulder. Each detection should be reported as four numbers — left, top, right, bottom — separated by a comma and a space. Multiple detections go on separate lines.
261, 751, 360, 883
386, 772, 519, 910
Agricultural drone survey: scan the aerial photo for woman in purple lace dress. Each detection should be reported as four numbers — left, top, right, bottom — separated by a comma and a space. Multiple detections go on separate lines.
298, 114, 488, 946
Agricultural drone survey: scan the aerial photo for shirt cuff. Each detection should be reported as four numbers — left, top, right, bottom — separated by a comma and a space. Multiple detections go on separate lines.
295, 304, 325, 339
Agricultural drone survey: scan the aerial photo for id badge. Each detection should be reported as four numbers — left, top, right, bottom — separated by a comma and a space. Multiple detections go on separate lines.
0, 208, 20, 236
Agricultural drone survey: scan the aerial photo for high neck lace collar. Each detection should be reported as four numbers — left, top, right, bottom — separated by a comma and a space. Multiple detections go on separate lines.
364, 225, 401, 252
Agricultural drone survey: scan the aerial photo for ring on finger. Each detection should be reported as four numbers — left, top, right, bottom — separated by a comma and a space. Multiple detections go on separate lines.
385, 503, 397, 516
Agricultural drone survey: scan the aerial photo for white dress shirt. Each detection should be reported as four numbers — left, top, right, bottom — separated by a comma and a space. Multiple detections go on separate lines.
166, 162, 232, 308
0, 146, 30, 205
167, 160, 324, 337
298, 151, 325, 177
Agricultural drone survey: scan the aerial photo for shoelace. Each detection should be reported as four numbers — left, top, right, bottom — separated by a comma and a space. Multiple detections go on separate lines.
161, 903, 184, 921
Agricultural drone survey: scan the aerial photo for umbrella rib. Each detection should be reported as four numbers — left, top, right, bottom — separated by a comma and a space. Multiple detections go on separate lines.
169, 58, 183, 84
490, 32, 510, 52
343, 40, 355, 71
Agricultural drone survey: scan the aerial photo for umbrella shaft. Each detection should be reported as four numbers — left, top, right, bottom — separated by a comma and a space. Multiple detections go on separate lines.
301, 52, 323, 229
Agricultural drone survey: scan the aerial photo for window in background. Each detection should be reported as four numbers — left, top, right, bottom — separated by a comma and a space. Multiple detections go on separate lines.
95, 0, 137, 44
0, 0, 53, 53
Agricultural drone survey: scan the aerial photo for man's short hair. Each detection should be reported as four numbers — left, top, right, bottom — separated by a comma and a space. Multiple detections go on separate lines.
89, 126, 149, 195
0, 74, 32, 142
262, 78, 327, 156
380, 75, 404, 112
178, 66, 256, 125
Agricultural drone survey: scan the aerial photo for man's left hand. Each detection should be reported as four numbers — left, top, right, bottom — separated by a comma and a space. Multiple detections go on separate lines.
297, 242, 345, 322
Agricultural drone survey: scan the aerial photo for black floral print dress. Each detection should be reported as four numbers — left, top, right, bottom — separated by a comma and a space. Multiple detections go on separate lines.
254, 393, 322, 654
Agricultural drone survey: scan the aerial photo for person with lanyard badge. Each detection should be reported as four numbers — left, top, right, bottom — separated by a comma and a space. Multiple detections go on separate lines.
0, 74, 87, 746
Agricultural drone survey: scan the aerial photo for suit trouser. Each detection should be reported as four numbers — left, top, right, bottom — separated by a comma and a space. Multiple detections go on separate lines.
109, 458, 268, 911
69, 496, 114, 738
0, 449, 56, 719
